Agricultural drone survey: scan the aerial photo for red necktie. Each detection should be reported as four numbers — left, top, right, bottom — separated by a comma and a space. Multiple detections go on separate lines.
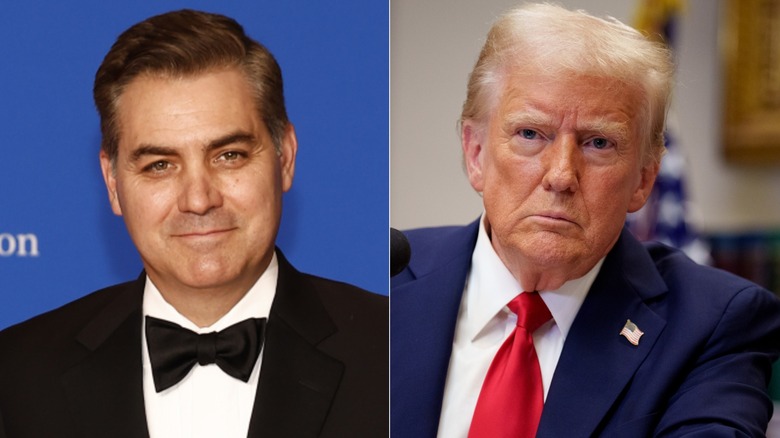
468, 292, 553, 438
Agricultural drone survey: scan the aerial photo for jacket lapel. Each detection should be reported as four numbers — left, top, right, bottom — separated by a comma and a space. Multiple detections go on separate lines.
538, 230, 668, 437
60, 275, 150, 438
391, 222, 479, 438
247, 251, 344, 437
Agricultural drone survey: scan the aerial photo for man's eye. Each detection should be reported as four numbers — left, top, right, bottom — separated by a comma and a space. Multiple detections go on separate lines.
145, 161, 170, 172
218, 151, 245, 161
519, 129, 538, 140
590, 138, 611, 149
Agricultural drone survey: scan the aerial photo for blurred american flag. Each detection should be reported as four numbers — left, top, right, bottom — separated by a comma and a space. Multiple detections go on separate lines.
627, 0, 711, 264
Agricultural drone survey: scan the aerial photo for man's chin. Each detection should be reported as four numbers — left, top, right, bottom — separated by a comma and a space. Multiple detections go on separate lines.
146, 262, 246, 292
510, 234, 586, 268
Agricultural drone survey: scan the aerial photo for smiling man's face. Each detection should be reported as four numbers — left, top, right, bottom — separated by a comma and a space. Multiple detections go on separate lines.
100, 68, 296, 297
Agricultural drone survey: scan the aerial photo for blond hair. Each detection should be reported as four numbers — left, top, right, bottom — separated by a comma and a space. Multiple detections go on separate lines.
461, 3, 674, 164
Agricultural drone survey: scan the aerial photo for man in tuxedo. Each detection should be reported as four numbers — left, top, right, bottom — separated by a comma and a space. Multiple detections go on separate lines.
392, 3, 780, 437
0, 9, 387, 437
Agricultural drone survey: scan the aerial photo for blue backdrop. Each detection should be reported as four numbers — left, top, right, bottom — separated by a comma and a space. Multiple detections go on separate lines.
0, 1, 388, 329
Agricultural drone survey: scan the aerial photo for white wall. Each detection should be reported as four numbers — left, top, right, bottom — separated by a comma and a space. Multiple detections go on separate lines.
391, 0, 780, 234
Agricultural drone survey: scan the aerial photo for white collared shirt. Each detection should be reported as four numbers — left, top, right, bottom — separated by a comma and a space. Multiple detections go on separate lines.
437, 216, 603, 438
142, 253, 278, 438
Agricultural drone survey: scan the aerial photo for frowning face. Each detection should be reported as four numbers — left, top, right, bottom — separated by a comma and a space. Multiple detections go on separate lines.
463, 70, 658, 291
100, 68, 296, 298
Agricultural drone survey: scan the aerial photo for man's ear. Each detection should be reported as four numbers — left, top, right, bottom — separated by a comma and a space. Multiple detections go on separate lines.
462, 120, 486, 192
99, 150, 123, 216
279, 123, 297, 193
627, 160, 660, 213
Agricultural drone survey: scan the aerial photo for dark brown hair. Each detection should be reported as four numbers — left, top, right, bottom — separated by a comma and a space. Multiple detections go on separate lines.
94, 9, 288, 162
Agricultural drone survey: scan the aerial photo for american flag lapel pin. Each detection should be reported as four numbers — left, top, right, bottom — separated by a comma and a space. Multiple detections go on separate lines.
620, 319, 644, 346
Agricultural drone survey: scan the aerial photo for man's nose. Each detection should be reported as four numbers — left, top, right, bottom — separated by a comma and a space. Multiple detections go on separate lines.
178, 167, 223, 214
541, 136, 580, 193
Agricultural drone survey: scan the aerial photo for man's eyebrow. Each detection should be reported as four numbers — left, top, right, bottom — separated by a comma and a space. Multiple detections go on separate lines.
130, 145, 178, 162
205, 131, 257, 151
129, 132, 258, 162
503, 109, 554, 128
580, 118, 631, 143
502, 108, 631, 142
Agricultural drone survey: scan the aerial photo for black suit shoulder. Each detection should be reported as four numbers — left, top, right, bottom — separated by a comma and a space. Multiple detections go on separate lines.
305, 273, 388, 330
0, 278, 145, 438
310, 276, 388, 438
288, 268, 388, 368
303, 272, 388, 371
0, 278, 141, 370
255, 255, 388, 437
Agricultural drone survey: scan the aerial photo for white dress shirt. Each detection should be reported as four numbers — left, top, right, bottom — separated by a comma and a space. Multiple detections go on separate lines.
142, 253, 278, 438
437, 216, 603, 438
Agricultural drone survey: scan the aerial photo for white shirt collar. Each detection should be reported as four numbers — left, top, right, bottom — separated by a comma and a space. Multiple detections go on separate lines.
142, 252, 279, 333
466, 214, 602, 342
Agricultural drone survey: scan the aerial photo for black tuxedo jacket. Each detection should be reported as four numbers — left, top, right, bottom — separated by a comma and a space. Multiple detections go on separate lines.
0, 251, 388, 437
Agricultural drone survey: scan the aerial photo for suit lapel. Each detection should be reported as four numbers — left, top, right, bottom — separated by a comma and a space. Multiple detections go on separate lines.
391, 222, 479, 438
247, 251, 344, 437
538, 230, 668, 438
61, 275, 150, 438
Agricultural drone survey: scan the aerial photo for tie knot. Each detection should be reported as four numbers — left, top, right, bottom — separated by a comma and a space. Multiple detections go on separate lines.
507, 292, 552, 332
197, 332, 218, 365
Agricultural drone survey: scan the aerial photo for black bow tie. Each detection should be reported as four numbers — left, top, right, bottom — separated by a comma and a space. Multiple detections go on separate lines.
145, 316, 267, 393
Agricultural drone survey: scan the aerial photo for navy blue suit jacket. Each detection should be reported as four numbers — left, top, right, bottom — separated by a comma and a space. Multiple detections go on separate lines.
391, 221, 780, 437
